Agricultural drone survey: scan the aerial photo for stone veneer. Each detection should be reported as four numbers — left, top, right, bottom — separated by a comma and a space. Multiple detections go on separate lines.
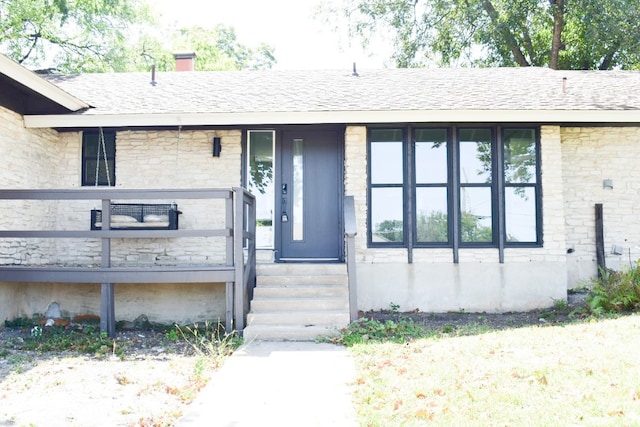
561, 126, 640, 285
3, 108, 640, 320
0, 107, 239, 324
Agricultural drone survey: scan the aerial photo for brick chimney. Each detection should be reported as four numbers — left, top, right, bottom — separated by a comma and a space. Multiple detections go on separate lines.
174, 52, 196, 71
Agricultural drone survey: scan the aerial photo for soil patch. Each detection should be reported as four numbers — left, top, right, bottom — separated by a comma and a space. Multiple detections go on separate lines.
0, 327, 206, 426
363, 291, 589, 331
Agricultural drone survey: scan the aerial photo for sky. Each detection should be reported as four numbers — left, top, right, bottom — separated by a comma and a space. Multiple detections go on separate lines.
154, 0, 391, 70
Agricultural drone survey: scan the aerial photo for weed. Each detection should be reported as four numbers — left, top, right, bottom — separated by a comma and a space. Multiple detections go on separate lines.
20, 325, 123, 357
164, 327, 179, 342
441, 324, 454, 334
330, 317, 430, 346
587, 264, 640, 314
175, 322, 241, 367
388, 302, 400, 314
552, 298, 569, 312
4, 317, 37, 328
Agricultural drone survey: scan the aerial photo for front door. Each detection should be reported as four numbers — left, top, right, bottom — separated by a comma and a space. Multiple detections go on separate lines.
277, 130, 343, 261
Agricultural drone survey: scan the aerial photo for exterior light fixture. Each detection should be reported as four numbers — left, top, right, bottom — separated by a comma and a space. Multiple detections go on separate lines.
213, 137, 222, 157
603, 179, 613, 189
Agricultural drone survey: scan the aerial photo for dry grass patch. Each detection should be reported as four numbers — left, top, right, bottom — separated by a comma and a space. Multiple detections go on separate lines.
351, 315, 640, 426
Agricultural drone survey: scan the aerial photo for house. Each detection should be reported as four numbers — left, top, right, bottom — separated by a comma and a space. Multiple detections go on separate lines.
1, 52, 640, 338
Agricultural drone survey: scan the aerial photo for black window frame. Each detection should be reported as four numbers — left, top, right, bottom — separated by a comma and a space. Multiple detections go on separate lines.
367, 125, 542, 250
367, 128, 407, 247
82, 130, 116, 187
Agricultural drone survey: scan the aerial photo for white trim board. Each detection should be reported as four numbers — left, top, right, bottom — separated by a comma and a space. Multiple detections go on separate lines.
23, 109, 640, 128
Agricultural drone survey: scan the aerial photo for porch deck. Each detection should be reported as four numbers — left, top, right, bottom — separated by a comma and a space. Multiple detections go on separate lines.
0, 188, 256, 336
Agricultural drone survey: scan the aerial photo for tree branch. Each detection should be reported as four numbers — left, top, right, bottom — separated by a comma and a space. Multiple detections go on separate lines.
19, 33, 40, 64
599, 43, 620, 70
549, 0, 565, 69
482, 0, 530, 66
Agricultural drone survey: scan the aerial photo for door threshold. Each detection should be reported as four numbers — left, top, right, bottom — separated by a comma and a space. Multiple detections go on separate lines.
277, 258, 341, 263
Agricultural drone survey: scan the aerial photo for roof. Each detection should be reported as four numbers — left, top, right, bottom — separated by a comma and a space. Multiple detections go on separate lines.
0, 54, 89, 114
19, 67, 640, 127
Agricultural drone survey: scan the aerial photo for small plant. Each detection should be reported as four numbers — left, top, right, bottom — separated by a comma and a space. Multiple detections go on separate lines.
552, 298, 569, 312
5, 317, 37, 328
388, 302, 400, 314
20, 325, 123, 357
175, 321, 241, 365
164, 327, 180, 342
587, 264, 640, 315
330, 317, 430, 346
441, 324, 455, 334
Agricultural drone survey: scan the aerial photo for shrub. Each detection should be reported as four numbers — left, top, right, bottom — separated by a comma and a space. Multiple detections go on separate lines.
587, 264, 640, 315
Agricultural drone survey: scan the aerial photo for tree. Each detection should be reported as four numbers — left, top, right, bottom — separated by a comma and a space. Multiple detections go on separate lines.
0, 2, 276, 72
335, 0, 640, 69
374, 219, 404, 242
0, 0, 150, 72
149, 25, 275, 72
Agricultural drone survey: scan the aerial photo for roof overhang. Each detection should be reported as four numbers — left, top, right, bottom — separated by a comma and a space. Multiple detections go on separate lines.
0, 54, 89, 112
22, 109, 640, 128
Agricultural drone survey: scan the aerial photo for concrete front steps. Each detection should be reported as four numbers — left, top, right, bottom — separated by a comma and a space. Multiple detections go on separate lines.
243, 263, 351, 341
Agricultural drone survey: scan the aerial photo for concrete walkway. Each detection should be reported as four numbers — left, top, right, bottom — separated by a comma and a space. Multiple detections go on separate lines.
178, 341, 358, 426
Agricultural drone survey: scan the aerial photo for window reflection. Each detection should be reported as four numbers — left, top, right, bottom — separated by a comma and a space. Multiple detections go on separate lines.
248, 130, 275, 248
416, 188, 448, 243
459, 129, 492, 184
504, 129, 536, 184
371, 142, 403, 184
371, 187, 403, 243
460, 187, 493, 243
415, 128, 447, 184
506, 187, 536, 242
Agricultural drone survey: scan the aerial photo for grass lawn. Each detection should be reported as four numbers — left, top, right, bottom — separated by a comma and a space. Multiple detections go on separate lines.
350, 314, 640, 426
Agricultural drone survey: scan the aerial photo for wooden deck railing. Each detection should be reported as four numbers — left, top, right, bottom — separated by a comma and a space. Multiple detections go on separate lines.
0, 187, 256, 337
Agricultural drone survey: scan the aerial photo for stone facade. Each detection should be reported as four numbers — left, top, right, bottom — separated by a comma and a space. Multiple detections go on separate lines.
3, 102, 640, 321
0, 109, 240, 324
561, 126, 640, 285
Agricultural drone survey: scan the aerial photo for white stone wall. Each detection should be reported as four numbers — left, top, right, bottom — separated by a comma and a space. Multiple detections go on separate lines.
14, 282, 226, 326
561, 126, 640, 286
0, 106, 64, 266
344, 125, 568, 313
14, 129, 243, 267
0, 112, 241, 324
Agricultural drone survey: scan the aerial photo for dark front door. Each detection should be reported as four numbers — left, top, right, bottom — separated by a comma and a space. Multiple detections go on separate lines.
277, 130, 343, 261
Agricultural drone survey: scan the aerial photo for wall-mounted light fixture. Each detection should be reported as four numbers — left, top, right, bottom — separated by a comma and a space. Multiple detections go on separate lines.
603, 179, 613, 190
213, 137, 222, 157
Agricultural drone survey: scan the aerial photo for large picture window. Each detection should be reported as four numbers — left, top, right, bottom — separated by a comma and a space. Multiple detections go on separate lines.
82, 130, 115, 186
368, 126, 541, 249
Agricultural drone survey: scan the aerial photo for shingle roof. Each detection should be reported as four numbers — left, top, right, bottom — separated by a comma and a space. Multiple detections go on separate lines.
44, 67, 640, 116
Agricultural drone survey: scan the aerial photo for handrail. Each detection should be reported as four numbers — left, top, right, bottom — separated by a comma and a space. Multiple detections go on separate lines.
0, 188, 256, 337
344, 195, 358, 322
232, 187, 257, 333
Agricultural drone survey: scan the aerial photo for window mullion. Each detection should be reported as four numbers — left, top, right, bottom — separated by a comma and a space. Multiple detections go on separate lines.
496, 127, 505, 263
406, 126, 413, 263
451, 126, 459, 263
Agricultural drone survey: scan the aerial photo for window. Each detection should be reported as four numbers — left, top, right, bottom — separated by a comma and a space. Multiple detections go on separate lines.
369, 129, 404, 244
247, 130, 275, 248
368, 126, 541, 248
82, 130, 115, 186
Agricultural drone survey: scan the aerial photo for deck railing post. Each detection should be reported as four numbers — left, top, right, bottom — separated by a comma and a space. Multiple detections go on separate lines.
225, 192, 234, 331
232, 188, 245, 332
100, 198, 116, 338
